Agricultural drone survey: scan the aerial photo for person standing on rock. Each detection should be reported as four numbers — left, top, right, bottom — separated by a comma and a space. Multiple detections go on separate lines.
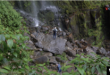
56, 63, 62, 73
52, 27, 58, 39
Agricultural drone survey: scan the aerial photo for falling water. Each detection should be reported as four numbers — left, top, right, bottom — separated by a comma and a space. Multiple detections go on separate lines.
31, 1, 39, 27
15, 1, 62, 28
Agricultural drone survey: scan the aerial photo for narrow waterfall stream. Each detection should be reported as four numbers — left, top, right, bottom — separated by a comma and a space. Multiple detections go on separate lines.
15, 1, 62, 30
31, 1, 39, 27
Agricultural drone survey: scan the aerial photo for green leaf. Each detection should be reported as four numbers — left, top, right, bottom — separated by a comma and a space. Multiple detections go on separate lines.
91, 66, 95, 74
96, 65, 101, 74
83, 64, 87, 71
0, 34, 5, 41
3, 66, 10, 70
7, 39, 13, 48
0, 69, 8, 73
62, 65, 72, 71
77, 67, 84, 75
25, 65, 29, 70
62, 72, 70, 75
102, 71, 106, 75
14, 53, 17, 57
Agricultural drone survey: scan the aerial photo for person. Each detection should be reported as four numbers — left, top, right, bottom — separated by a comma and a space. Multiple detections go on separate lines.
52, 27, 58, 39
56, 63, 62, 73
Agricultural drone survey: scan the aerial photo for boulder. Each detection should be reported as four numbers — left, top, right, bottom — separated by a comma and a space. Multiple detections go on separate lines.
85, 46, 96, 58
65, 47, 76, 57
44, 52, 53, 57
36, 26, 41, 33
75, 40, 82, 48
98, 47, 107, 55
67, 33, 74, 43
62, 32, 66, 37
33, 51, 42, 58
49, 57, 57, 64
92, 46, 99, 53
33, 32, 67, 54
66, 41, 73, 49
33, 56, 49, 64
41, 26, 49, 32
56, 57, 65, 63
67, 55, 73, 61
25, 40, 37, 50
49, 64, 57, 70
35, 42, 43, 48
57, 31, 63, 37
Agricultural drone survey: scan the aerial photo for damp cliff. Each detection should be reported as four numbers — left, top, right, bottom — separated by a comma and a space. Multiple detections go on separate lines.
11, 1, 110, 48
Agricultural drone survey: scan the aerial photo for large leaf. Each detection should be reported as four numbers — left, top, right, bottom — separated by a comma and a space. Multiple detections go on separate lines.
7, 39, 13, 48
77, 67, 85, 75
96, 65, 101, 74
0, 69, 8, 73
62, 72, 70, 75
3, 66, 10, 70
83, 64, 87, 71
14, 53, 17, 57
91, 66, 95, 74
0, 34, 5, 41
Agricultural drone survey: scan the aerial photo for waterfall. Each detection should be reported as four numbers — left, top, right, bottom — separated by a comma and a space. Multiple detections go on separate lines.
15, 1, 62, 29
31, 1, 39, 27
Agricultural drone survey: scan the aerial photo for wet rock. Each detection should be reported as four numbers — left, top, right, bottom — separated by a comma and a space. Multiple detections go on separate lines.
44, 52, 53, 57
67, 55, 73, 61
73, 44, 78, 48
65, 47, 76, 57
41, 26, 49, 32
49, 57, 57, 64
67, 33, 74, 43
106, 51, 110, 56
25, 40, 37, 50
85, 46, 96, 58
33, 51, 42, 58
34, 56, 49, 64
76, 48, 83, 54
57, 31, 63, 37
80, 40, 88, 46
98, 47, 107, 55
62, 32, 66, 37
75, 40, 82, 48
35, 42, 43, 48
92, 46, 99, 53
36, 26, 41, 33
33, 33, 67, 54
39, 48, 43, 51
56, 57, 65, 63
49, 64, 57, 70
66, 41, 73, 49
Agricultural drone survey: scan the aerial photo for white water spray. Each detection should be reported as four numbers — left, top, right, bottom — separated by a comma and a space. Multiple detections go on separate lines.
31, 1, 39, 27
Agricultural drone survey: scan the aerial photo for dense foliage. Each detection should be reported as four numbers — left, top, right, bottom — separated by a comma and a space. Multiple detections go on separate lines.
0, 1, 22, 30
0, 1, 110, 75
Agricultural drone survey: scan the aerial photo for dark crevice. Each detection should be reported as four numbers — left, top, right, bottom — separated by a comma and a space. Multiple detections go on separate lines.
102, 6, 110, 40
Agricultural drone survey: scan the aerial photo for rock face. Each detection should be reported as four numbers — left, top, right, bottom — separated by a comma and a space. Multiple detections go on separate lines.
98, 47, 107, 55
65, 47, 76, 57
85, 46, 96, 58
33, 32, 67, 54
34, 56, 49, 64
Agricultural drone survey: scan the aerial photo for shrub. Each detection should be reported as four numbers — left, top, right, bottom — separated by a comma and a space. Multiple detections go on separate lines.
0, 1, 22, 30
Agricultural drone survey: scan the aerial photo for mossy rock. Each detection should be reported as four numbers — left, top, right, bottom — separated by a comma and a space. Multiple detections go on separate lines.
38, 10, 54, 23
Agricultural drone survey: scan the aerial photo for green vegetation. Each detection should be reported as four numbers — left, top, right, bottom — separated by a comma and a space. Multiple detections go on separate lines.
0, 1, 22, 30
0, 1, 110, 75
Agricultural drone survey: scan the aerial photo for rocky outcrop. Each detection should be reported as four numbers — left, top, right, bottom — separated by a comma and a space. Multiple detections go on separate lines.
65, 47, 76, 57
31, 32, 67, 54
33, 56, 49, 64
